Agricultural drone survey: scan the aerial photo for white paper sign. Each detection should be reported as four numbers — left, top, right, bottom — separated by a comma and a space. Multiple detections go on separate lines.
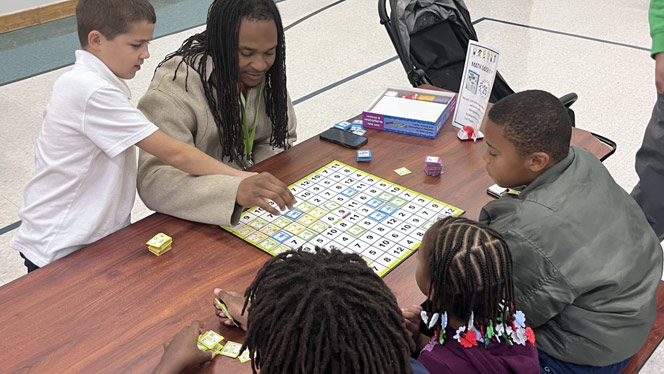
452, 41, 500, 130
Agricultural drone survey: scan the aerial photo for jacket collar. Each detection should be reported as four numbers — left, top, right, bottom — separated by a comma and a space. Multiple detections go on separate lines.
75, 50, 131, 99
517, 146, 575, 198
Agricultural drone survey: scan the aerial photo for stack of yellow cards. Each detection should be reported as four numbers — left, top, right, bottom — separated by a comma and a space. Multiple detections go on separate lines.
146, 233, 172, 256
198, 330, 225, 353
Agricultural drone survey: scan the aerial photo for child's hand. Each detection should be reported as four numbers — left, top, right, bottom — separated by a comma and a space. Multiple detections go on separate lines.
402, 305, 425, 349
214, 288, 249, 331
152, 321, 215, 374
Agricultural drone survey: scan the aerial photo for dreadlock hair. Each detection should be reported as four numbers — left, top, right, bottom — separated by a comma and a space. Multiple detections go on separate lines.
157, 0, 289, 168
241, 248, 415, 374
424, 217, 515, 330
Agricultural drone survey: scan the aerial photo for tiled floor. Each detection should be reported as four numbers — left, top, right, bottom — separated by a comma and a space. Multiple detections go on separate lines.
1, 0, 663, 371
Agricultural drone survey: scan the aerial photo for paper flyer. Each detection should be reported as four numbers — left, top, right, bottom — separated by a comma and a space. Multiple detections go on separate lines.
452, 41, 500, 131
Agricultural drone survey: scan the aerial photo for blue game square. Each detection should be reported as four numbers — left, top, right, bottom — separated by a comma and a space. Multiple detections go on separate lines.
272, 231, 292, 243
340, 187, 359, 198
365, 197, 385, 209
379, 204, 398, 216
368, 211, 387, 222
284, 209, 305, 220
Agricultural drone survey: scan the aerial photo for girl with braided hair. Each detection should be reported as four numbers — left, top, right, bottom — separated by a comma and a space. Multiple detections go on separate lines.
402, 217, 539, 373
214, 248, 430, 374
137, 0, 296, 227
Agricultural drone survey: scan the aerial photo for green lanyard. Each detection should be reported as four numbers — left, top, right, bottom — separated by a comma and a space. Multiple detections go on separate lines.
239, 79, 264, 164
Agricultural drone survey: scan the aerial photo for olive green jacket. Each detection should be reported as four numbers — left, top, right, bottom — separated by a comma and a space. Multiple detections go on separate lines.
136, 56, 297, 226
480, 146, 662, 366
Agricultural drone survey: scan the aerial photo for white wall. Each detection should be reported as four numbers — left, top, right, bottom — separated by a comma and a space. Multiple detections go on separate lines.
0, 0, 65, 17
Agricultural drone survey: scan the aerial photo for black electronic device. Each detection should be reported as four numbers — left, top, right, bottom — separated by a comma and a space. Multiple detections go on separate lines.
319, 127, 368, 149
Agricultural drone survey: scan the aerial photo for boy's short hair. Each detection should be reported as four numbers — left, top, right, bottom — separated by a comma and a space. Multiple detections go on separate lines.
76, 0, 156, 47
488, 90, 572, 163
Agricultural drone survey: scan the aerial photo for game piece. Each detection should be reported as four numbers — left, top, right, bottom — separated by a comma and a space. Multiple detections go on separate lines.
424, 155, 443, 176
357, 149, 372, 162
215, 298, 241, 327
352, 128, 367, 136
222, 161, 464, 277
333, 121, 352, 131
394, 167, 411, 176
238, 349, 252, 363
146, 233, 172, 256
219, 341, 243, 358
198, 330, 224, 351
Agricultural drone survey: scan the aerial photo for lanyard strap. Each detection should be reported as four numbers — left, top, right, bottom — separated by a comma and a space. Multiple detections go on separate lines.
239, 79, 265, 161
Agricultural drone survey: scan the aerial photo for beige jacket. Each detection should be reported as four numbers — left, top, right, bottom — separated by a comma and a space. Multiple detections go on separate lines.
137, 56, 297, 226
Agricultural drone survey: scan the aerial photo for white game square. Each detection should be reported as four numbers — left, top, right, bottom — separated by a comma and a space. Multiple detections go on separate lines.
311, 235, 331, 247
399, 236, 418, 249
376, 238, 396, 251
362, 246, 383, 261
396, 222, 418, 235
353, 182, 369, 191
390, 245, 411, 258
357, 218, 376, 230
375, 253, 398, 268
240, 212, 257, 224
369, 223, 390, 235
383, 217, 402, 228
397, 190, 418, 201
348, 239, 370, 252
369, 262, 387, 275
393, 210, 413, 221
323, 227, 342, 239
364, 186, 382, 197
359, 231, 379, 244
406, 215, 425, 227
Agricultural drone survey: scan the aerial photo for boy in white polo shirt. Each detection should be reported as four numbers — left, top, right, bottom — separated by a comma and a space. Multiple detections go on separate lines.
10, 0, 257, 271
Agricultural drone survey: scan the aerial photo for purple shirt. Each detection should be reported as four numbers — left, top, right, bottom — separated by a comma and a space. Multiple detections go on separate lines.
418, 328, 539, 374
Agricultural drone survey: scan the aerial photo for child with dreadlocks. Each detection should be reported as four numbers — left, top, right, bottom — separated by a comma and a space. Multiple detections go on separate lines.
136, 0, 297, 226
402, 216, 539, 373
207, 248, 429, 374
479, 90, 662, 373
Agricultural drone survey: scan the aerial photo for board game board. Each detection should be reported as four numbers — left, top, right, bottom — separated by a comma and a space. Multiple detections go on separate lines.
222, 161, 464, 277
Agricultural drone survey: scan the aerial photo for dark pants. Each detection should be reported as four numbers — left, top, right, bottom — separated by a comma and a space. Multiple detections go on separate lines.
19, 252, 40, 273
632, 93, 664, 239
538, 350, 630, 374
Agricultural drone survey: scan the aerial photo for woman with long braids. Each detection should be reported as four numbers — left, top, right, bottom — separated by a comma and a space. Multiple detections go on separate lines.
137, 0, 296, 226
402, 217, 539, 373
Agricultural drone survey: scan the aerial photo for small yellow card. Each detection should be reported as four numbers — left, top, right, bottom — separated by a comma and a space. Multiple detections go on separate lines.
394, 167, 412, 176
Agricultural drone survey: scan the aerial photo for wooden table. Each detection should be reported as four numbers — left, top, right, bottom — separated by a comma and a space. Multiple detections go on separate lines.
0, 118, 611, 373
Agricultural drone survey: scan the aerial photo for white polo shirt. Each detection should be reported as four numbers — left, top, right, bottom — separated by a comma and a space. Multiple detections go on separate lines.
11, 50, 158, 266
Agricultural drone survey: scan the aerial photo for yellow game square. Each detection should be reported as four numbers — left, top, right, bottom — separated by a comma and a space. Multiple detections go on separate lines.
246, 232, 268, 245
309, 221, 330, 233
219, 341, 242, 358
248, 218, 269, 230
146, 233, 172, 248
260, 224, 280, 236
233, 225, 255, 238
258, 238, 279, 251
272, 216, 292, 228
285, 222, 305, 235
271, 245, 290, 255
238, 349, 252, 363
297, 214, 317, 226
295, 201, 315, 213
308, 207, 327, 219
198, 330, 224, 350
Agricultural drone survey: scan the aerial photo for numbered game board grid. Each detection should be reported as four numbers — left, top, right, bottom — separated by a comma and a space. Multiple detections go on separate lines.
222, 161, 464, 277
